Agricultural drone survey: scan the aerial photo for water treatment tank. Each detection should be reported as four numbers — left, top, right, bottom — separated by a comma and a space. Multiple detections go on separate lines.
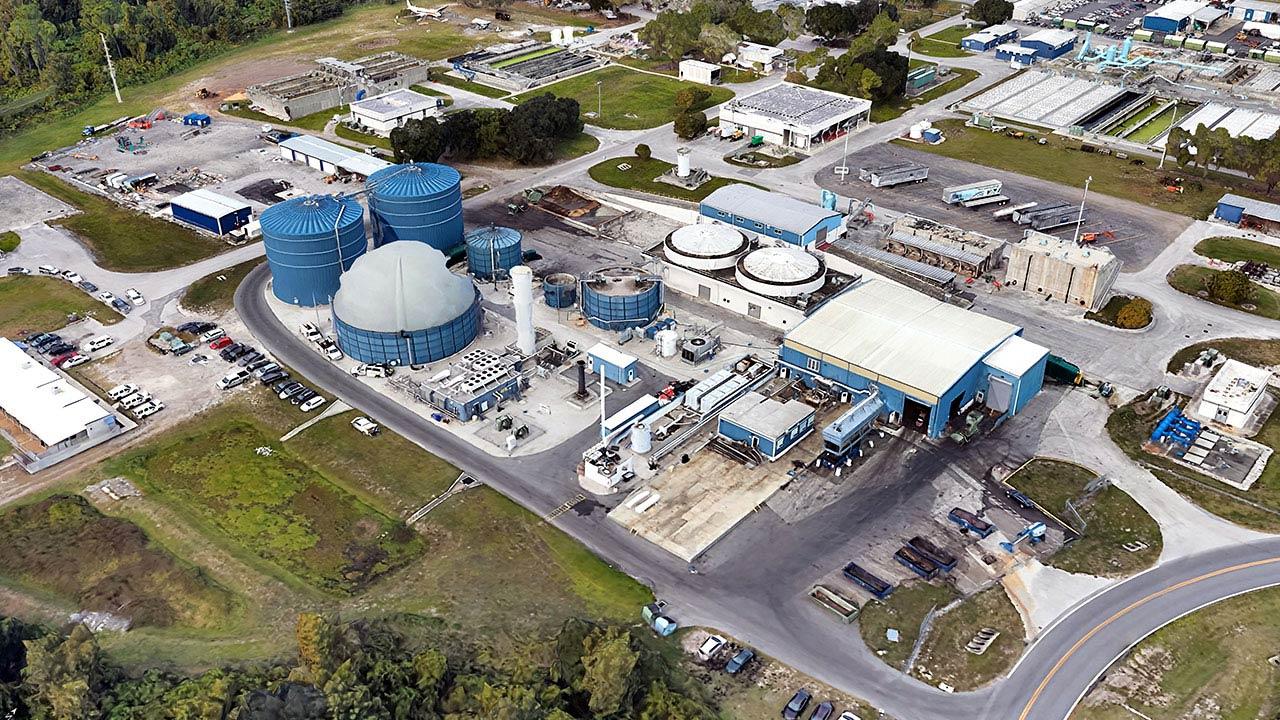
260, 194, 367, 307
366, 162, 463, 252
580, 265, 662, 331
465, 225, 523, 280
656, 329, 680, 358
332, 242, 480, 366
663, 224, 748, 271
630, 423, 652, 454
909, 123, 924, 140
735, 246, 826, 298
544, 272, 578, 309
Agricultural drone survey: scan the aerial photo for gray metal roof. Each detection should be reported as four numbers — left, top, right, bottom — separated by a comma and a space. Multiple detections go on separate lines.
719, 391, 814, 439
280, 134, 390, 177
722, 82, 871, 130
170, 188, 250, 218
889, 232, 987, 266
1220, 193, 1280, 223
700, 184, 841, 237
836, 242, 957, 285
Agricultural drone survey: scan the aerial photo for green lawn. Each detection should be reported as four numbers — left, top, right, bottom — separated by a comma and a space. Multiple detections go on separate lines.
1195, 235, 1280, 267
181, 258, 262, 314
220, 105, 334, 132
335, 123, 391, 150
910, 25, 973, 58
871, 68, 979, 123
1006, 459, 1161, 577
1073, 587, 1280, 719
858, 581, 958, 669
554, 131, 600, 161
913, 586, 1024, 690
409, 85, 454, 106
896, 119, 1272, 218
0, 494, 236, 629
0, 275, 121, 338
0, 230, 18, 252
896, 0, 968, 32
1167, 264, 1280, 320
17, 171, 229, 272
435, 73, 512, 99
513, 65, 734, 130
588, 155, 755, 203
107, 418, 425, 595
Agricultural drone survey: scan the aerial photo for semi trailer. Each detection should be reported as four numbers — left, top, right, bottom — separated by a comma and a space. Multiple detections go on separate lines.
859, 162, 929, 188
943, 179, 1003, 205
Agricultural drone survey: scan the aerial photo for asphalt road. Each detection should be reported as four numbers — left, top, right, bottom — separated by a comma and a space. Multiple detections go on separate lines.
237, 263, 1280, 720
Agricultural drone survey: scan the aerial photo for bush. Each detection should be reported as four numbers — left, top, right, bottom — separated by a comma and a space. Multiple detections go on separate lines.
634, 144, 651, 160
1115, 297, 1153, 329
673, 110, 708, 140
1207, 269, 1254, 305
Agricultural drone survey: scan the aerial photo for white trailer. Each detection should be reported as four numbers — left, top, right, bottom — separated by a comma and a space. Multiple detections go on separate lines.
859, 162, 929, 188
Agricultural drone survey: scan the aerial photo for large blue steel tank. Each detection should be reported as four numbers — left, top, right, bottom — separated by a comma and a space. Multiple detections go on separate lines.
465, 225, 523, 280
366, 162, 464, 252
580, 266, 662, 331
260, 194, 367, 307
331, 242, 481, 366
543, 272, 578, 309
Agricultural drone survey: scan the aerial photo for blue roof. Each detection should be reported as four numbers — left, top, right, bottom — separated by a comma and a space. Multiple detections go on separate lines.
465, 225, 521, 249
260, 194, 364, 239
368, 163, 462, 199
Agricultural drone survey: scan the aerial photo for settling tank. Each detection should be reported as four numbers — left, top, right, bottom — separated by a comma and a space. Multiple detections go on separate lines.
260, 194, 367, 307
366, 162, 464, 252
465, 225, 523, 280
544, 272, 578, 309
580, 265, 662, 331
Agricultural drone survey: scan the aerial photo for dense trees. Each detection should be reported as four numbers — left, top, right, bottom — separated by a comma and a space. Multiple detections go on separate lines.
391, 95, 583, 166
804, 0, 883, 39
970, 0, 1015, 25
638, 0, 802, 63
1207, 269, 1255, 305
1167, 126, 1280, 195
0, 613, 721, 720
812, 44, 908, 102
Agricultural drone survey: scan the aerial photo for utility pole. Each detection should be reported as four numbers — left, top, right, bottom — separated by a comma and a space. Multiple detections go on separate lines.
284, 0, 294, 30
596, 80, 602, 121
100, 33, 122, 104
1072, 175, 1092, 245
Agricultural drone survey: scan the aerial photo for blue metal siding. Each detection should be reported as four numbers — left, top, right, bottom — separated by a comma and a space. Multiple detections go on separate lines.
719, 410, 813, 458
333, 290, 481, 365
367, 163, 464, 252
581, 282, 662, 331
171, 204, 249, 235
695, 205, 840, 247
589, 355, 638, 384
1216, 201, 1245, 223
1142, 15, 1182, 32
996, 48, 1037, 64
1021, 38, 1076, 58
779, 345, 921, 432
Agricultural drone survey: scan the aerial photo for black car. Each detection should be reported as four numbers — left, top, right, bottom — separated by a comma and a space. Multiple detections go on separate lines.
259, 370, 288, 385
272, 378, 296, 392
1006, 489, 1036, 510
238, 351, 264, 367
27, 332, 54, 347
178, 321, 216, 334
111, 298, 132, 314
219, 344, 243, 362
278, 382, 305, 400
291, 388, 317, 405
44, 342, 75, 356
246, 358, 273, 373
725, 648, 754, 675
77, 280, 98, 293
782, 689, 811, 720
810, 701, 834, 720
227, 345, 252, 361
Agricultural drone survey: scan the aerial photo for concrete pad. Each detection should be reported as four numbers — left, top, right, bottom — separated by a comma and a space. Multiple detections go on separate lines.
1002, 560, 1114, 639
0, 176, 77, 232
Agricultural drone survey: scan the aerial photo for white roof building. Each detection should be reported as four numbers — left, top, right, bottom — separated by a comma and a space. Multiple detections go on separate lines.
349, 88, 441, 137
678, 59, 722, 85
717, 82, 872, 151
1197, 359, 1273, 429
736, 42, 786, 71
1147, 0, 1210, 21
279, 134, 390, 178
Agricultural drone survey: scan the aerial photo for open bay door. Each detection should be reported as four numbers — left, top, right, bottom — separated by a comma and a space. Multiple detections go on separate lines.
986, 376, 1014, 414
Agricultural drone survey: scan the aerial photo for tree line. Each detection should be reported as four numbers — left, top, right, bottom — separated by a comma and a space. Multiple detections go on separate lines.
389, 93, 583, 166
0, 612, 728, 719
1167, 125, 1280, 195
0, 0, 364, 134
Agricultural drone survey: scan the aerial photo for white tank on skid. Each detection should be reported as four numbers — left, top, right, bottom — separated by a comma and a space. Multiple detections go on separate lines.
909, 123, 924, 140
655, 329, 680, 358
630, 423, 653, 453
550, 27, 564, 44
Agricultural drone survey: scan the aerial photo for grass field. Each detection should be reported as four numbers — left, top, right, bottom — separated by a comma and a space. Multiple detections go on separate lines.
0, 275, 121, 338
181, 258, 262, 314
1074, 587, 1280, 719
910, 25, 973, 58
871, 68, 979, 123
0, 230, 18, 252
335, 123, 391, 150
434, 73, 512, 99
513, 65, 734, 130
1167, 264, 1280, 320
1006, 459, 1160, 577
17, 171, 229, 272
107, 417, 425, 595
0, 494, 236, 628
588, 155, 752, 202
897, 0, 967, 32
1166, 337, 1280, 373
896, 119, 1270, 218
859, 582, 958, 669
409, 85, 453, 106
1195, 235, 1280, 267
221, 105, 333, 132
913, 586, 1024, 690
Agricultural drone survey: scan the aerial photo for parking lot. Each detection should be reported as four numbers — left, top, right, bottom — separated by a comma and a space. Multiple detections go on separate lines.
1021, 0, 1156, 37
817, 143, 1191, 272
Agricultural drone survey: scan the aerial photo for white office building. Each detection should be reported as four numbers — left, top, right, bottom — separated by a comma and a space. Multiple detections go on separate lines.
348, 88, 442, 137
717, 83, 872, 151
1197, 359, 1273, 429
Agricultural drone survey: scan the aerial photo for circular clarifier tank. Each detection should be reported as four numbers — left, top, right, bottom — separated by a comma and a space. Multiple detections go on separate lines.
663, 223, 749, 271
735, 246, 826, 297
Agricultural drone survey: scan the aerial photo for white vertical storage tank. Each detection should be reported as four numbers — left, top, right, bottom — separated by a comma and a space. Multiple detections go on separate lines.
564, 26, 575, 43
656, 329, 679, 358
631, 423, 652, 453
512, 265, 536, 355
676, 147, 691, 178
909, 123, 924, 139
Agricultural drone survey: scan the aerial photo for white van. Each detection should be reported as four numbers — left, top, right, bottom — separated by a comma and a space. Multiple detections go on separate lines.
200, 328, 226, 343
82, 335, 114, 353
107, 383, 138, 400
217, 368, 251, 390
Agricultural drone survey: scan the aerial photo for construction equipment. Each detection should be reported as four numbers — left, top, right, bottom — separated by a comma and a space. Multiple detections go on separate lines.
948, 410, 984, 445
1000, 522, 1047, 553
195, 88, 216, 99
1079, 230, 1115, 244
451, 61, 477, 82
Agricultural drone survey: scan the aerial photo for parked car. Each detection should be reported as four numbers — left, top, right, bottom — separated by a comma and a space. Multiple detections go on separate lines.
95, 291, 116, 304
278, 382, 305, 400
782, 690, 811, 720
1006, 489, 1036, 510
44, 342, 75, 356
300, 322, 322, 343
724, 648, 754, 675
50, 351, 77, 367
61, 353, 90, 368
119, 392, 152, 410
698, 635, 727, 660
227, 345, 252, 361
351, 416, 380, 436
107, 383, 139, 400
125, 288, 144, 305
7, 266, 31, 275
132, 401, 165, 419
77, 280, 99, 293
201, 328, 227, 343
321, 341, 343, 361
111, 298, 132, 314
37, 264, 60, 276
238, 351, 264, 367
82, 335, 114, 352
258, 370, 288, 385
247, 358, 275, 374
837, 712, 863, 720
810, 702, 835, 720
61, 270, 85, 284
209, 336, 233, 350
300, 395, 326, 412
31, 333, 60, 350
219, 344, 243, 362
351, 363, 393, 378
178, 321, 216, 334
217, 368, 251, 390
291, 388, 316, 405
252, 363, 280, 379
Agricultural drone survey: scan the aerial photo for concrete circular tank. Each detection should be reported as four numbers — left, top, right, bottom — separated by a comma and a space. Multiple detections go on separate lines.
465, 225, 523, 280
543, 272, 578, 309
580, 266, 662, 331
332, 242, 480, 366
260, 194, 367, 307
663, 223, 748, 271
735, 246, 826, 298
366, 163, 464, 252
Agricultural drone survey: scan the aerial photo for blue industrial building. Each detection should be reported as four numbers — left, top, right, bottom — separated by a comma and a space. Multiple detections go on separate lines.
1230, 0, 1280, 22
580, 266, 663, 331
699, 184, 844, 248
995, 44, 1039, 65
367, 162, 464, 252
1142, 0, 1207, 32
778, 280, 1049, 439
169, 188, 250, 235
1215, 193, 1280, 233
1020, 29, 1077, 59
182, 112, 211, 127
961, 24, 1020, 51
260, 194, 367, 307
331, 241, 481, 365
588, 343, 639, 385
717, 391, 816, 460
421, 349, 524, 422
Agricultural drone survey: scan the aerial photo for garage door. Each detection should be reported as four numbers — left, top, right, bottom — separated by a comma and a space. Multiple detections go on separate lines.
986, 376, 1013, 413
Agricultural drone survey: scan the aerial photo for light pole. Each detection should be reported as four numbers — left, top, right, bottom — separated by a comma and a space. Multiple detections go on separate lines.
596, 80, 602, 121
1072, 175, 1092, 245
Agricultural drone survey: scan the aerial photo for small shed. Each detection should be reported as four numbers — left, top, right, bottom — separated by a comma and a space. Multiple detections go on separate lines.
1197, 359, 1272, 428
678, 59, 722, 85
717, 391, 815, 460
170, 188, 251, 235
1215, 193, 1280, 234
182, 112, 212, 127
996, 43, 1039, 65
588, 343, 639, 385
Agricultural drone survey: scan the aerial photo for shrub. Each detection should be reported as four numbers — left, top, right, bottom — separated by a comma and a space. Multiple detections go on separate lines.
673, 110, 707, 140
1207, 269, 1254, 305
634, 144, 651, 160
1115, 297, 1153, 329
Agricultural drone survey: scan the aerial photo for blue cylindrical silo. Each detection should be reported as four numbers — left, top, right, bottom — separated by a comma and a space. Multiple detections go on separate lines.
465, 225, 523, 280
366, 163, 463, 252
580, 266, 662, 331
543, 272, 578, 309
260, 194, 366, 307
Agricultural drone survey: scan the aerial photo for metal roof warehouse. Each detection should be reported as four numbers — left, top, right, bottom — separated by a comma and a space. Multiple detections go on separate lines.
717, 82, 872, 151
169, 188, 252, 235
699, 184, 844, 247
279, 134, 391, 178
